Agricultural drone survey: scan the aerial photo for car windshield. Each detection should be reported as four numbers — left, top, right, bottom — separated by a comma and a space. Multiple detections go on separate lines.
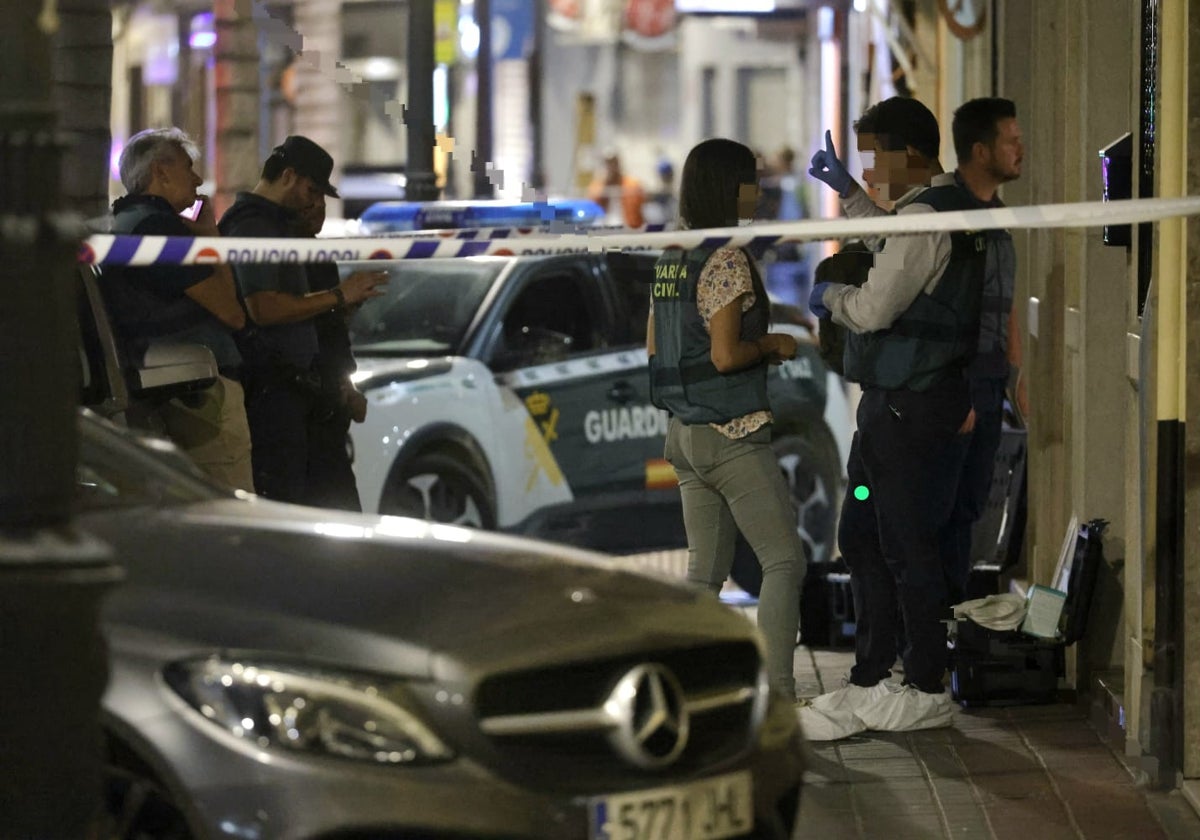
76, 412, 233, 511
347, 258, 505, 356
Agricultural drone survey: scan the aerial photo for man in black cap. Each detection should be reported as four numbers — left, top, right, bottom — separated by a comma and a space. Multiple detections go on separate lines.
219, 135, 388, 504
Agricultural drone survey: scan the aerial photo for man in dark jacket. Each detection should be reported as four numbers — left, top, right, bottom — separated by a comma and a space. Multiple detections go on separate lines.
104, 127, 253, 491
218, 135, 387, 504
293, 193, 367, 511
938, 98, 1027, 604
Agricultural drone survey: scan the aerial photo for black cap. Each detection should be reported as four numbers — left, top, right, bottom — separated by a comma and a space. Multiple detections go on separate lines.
272, 135, 339, 198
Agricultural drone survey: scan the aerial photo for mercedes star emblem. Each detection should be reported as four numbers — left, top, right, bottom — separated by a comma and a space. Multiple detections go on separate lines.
607, 663, 689, 768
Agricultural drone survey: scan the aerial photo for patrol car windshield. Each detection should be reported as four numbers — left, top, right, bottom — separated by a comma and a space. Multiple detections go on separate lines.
346, 259, 504, 356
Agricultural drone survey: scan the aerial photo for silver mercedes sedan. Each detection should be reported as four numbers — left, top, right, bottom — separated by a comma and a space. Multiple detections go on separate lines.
78, 412, 804, 839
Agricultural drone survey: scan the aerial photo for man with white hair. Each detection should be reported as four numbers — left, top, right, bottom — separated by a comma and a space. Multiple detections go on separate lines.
102, 127, 253, 492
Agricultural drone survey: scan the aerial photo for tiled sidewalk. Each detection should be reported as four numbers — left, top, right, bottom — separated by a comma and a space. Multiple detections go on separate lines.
793, 646, 1200, 840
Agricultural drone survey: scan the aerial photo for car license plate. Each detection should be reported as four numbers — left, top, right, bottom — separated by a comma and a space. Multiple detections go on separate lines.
589, 770, 753, 840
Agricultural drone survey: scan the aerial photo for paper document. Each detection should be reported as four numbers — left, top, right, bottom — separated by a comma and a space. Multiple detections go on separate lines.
1051, 515, 1079, 594
1021, 585, 1066, 639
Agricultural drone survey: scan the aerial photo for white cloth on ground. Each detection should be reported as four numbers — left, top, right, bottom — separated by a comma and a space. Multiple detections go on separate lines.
951, 593, 1027, 631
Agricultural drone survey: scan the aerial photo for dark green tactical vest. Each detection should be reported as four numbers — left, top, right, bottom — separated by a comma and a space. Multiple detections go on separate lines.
649, 247, 771, 424
843, 181, 987, 392
105, 198, 210, 340
969, 223, 1015, 381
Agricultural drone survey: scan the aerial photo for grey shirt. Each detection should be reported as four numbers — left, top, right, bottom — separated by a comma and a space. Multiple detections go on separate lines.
218, 192, 319, 369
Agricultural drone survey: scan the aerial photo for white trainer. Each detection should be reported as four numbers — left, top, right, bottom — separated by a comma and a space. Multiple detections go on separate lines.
795, 701, 868, 741
855, 683, 955, 732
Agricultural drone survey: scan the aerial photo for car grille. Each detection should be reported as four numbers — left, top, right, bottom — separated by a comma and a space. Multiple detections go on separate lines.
475, 642, 765, 793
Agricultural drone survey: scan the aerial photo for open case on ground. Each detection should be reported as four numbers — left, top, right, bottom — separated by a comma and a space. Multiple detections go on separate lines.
949, 519, 1108, 707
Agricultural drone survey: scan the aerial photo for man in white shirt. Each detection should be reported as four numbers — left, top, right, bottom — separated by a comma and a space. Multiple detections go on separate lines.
799, 97, 991, 738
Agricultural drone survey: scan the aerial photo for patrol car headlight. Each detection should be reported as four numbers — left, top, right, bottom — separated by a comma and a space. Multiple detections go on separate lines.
166, 657, 454, 765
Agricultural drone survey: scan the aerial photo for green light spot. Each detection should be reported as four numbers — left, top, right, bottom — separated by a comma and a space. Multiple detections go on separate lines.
854, 485, 870, 501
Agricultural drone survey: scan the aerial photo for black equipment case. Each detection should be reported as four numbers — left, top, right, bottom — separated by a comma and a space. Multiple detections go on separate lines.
949, 519, 1108, 707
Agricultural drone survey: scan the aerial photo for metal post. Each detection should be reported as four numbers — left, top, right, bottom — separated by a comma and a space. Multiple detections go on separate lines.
1148, 0, 1190, 790
0, 1, 121, 834
406, 0, 440, 201
529, 0, 545, 195
473, 0, 494, 198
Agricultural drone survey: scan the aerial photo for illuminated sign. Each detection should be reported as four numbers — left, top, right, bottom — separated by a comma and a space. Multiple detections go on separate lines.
675, 0, 776, 12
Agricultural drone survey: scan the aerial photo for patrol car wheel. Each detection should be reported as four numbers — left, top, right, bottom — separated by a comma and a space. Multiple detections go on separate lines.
381, 452, 496, 529
729, 428, 841, 597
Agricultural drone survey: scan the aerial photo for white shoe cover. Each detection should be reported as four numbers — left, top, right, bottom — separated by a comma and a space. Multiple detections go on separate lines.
808, 680, 891, 714
796, 701, 868, 741
856, 683, 955, 732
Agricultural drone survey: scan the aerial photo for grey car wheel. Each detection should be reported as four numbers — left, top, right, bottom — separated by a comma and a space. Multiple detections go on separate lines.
104, 741, 193, 840
381, 451, 496, 529
730, 428, 842, 597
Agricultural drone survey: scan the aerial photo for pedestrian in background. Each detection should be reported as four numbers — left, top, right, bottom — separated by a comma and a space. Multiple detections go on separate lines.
218, 135, 387, 504
647, 137, 806, 700
588, 149, 646, 228
800, 96, 987, 738
642, 155, 677, 226
773, 146, 806, 222
102, 127, 253, 492
758, 145, 814, 307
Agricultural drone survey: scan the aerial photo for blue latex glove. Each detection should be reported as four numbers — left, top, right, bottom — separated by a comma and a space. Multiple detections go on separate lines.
808, 282, 833, 320
808, 130, 854, 198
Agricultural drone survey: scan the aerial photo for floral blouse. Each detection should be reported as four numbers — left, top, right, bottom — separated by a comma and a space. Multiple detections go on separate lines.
696, 248, 772, 440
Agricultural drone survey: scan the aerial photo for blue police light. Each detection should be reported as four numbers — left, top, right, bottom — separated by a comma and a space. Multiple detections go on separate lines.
359, 199, 605, 233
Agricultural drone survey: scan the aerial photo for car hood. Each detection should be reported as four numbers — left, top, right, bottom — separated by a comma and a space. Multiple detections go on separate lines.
351, 355, 456, 391
82, 498, 751, 683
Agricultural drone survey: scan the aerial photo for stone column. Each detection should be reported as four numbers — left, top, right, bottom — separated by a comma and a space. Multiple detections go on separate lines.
0, 2, 120, 834
293, 0, 345, 215
213, 0, 261, 216
52, 0, 113, 220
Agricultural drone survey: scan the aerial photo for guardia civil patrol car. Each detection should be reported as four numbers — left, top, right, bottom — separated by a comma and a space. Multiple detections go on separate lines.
342, 201, 853, 563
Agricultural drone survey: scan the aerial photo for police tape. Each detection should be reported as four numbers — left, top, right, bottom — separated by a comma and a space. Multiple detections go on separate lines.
347, 221, 672, 239
81, 195, 1200, 266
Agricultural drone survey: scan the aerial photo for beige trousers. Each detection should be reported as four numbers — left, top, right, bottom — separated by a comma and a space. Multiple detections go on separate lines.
159, 375, 255, 492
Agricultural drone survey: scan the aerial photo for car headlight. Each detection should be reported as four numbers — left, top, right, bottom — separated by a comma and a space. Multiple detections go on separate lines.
165, 657, 453, 766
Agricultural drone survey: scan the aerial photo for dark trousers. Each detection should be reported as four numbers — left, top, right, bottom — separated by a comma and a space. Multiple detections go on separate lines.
838, 379, 971, 694
940, 377, 1006, 604
244, 372, 360, 511
307, 405, 362, 513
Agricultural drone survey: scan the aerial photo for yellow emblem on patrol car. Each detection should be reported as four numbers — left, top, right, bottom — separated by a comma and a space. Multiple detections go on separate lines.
524, 390, 560, 443
524, 417, 564, 490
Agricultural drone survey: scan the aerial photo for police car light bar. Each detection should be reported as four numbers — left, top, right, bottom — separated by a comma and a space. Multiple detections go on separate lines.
359, 199, 606, 234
